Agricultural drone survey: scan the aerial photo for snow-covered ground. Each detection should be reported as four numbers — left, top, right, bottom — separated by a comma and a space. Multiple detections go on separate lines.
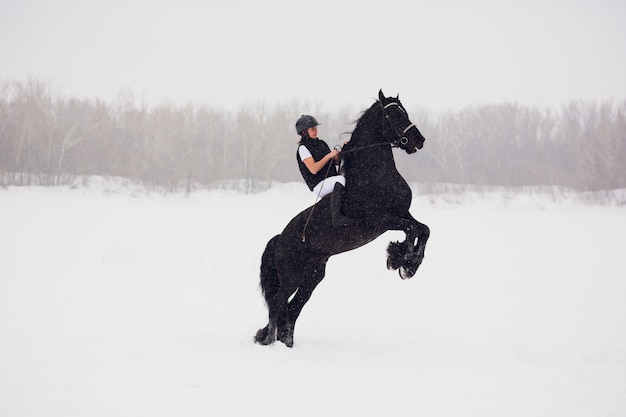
1, 182, 625, 417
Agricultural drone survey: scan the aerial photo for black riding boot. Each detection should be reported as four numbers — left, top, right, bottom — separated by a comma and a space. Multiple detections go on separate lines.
330, 182, 355, 227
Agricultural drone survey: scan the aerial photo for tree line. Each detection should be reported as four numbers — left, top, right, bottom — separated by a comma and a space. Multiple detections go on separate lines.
1, 78, 625, 193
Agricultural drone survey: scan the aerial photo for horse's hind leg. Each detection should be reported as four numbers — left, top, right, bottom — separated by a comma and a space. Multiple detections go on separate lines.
254, 324, 270, 344
255, 288, 289, 345
255, 305, 285, 345
277, 288, 313, 348
255, 235, 288, 346
278, 263, 327, 347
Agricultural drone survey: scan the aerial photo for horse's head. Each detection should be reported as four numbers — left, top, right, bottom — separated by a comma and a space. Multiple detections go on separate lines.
378, 89, 425, 153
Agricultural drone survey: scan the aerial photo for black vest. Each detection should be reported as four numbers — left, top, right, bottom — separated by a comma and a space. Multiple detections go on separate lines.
296, 137, 339, 191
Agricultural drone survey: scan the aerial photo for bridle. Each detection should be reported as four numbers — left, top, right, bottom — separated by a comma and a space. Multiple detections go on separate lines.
301, 100, 416, 242
382, 101, 416, 148
340, 100, 416, 155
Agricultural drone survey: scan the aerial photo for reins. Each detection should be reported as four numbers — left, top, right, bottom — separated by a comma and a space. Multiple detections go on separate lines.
339, 141, 390, 154
301, 137, 389, 243
301, 161, 335, 242
341, 102, 414, 154
300, 100, 413, 243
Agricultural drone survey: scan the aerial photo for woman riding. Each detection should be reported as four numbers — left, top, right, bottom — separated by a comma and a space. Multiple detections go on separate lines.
295, 114, 353, 227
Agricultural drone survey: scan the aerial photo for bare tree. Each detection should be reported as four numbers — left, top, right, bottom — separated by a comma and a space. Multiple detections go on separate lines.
1, 78, 625, 193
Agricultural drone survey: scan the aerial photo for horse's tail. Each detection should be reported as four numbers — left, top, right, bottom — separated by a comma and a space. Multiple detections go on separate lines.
259, 235, 281, 305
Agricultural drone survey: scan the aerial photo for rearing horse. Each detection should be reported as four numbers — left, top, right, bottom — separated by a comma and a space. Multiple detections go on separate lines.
255, 90, 430, 347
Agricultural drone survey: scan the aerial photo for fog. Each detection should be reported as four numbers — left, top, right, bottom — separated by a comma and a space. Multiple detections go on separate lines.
2, 0, 626, 111
2, 80, 625, 192
2, 3, 626, 416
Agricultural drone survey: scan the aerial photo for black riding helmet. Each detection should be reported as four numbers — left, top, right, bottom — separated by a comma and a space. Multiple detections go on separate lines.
295, 115, 320, 135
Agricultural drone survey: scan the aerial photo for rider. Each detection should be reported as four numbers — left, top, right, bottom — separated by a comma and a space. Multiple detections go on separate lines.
295, 115, 354, 227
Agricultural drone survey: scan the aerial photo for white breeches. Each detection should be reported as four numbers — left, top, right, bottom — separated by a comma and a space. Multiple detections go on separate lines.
312, 175, 346, 199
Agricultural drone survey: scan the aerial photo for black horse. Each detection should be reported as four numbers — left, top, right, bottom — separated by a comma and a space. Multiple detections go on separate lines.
255, 90, 430, 347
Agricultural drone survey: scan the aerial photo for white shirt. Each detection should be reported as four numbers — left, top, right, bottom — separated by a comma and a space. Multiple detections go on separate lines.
298, 145, 312, 161
298, 145, 345, 198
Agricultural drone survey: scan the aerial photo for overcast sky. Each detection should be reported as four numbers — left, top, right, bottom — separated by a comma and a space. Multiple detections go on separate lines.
1, 0, 625, 111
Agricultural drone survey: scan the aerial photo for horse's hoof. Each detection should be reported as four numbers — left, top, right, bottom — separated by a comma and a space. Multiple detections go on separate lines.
254, 326, 276, 345
279, 336, 294, 348
278, 326, 294, 348
255, 335, 276, 346
387, 254, 402, 271
399, 267, 412, 280
386, 241, 404, 270
399, 255, 424, 279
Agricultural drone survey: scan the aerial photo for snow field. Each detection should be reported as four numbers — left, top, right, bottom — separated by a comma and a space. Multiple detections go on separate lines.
1, 184, 625, 416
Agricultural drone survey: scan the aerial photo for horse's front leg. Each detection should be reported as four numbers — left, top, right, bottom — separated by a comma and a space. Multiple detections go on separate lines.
403, 219, 429, 277
415, 221, 430, 258
382, 214, 429, 279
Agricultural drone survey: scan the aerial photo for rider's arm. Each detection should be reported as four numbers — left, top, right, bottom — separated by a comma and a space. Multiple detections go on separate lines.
302, 150, 339, 174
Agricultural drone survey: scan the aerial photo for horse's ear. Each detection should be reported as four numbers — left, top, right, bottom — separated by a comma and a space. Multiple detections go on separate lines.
378, 89, 385, 102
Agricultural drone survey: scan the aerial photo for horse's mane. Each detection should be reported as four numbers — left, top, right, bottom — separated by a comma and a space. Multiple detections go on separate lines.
354, 100, 382, 127
341, 100, 384, 151
255, 90, 429, 347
